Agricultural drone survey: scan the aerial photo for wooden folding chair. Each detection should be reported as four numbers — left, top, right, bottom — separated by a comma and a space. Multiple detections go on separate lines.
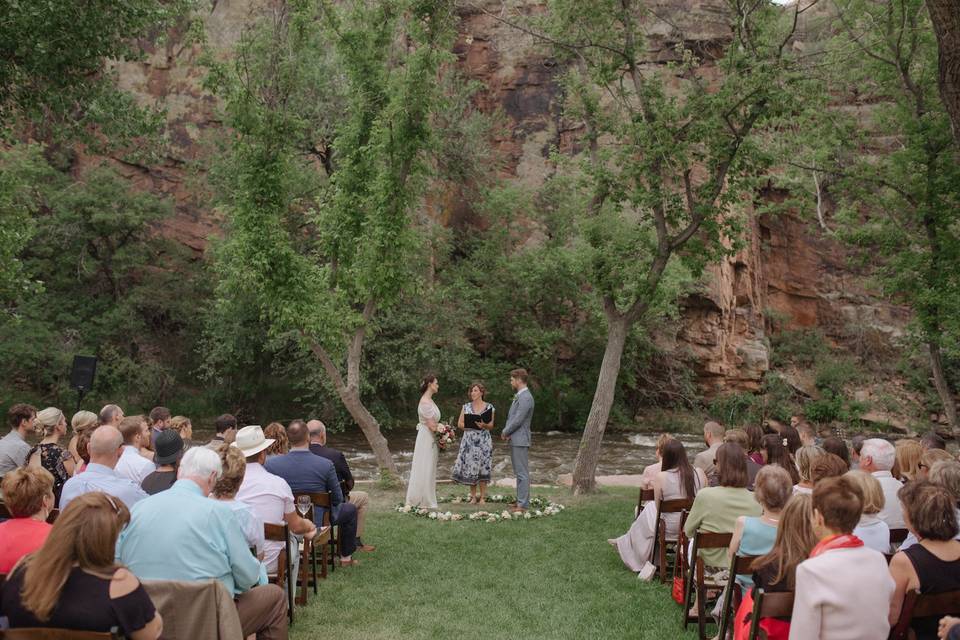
293, 492, 336, 588
0, 629, 123, 639
747, 588, 795, 640
718, 553, 759, 640
635, 488, 655, 519
264, 522, 294, 624
889, 588, 960, 640
889, 528, 909, 549
682, 530, 734, 640
650, 498, 694, 583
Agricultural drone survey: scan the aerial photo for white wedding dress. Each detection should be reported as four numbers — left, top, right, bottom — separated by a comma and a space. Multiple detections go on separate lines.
405, 400, 440, 508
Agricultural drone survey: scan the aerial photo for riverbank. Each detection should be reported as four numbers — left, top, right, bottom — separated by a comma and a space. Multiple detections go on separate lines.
290, 486, 697, 640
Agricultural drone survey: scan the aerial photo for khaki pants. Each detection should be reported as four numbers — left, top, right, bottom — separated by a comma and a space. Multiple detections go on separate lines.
236, 584, 287, 640
349, 490, 369, 539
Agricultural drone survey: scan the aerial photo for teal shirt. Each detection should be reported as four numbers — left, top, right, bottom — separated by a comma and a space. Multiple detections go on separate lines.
735, 516, 777, 587
117, 479, 265, 595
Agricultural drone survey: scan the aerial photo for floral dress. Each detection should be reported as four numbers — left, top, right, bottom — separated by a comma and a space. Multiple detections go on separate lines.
451, 402, 494, 486
26, 443, 70, 505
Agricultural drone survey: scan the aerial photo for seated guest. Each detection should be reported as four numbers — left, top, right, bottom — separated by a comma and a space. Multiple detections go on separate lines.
609, 439, 706, 574
888, 482, 960, 640
67, 410, 98, 470
639, 433, 673, 490
918, 448, 954, 481
263, 422, 288, 458
895, 439, 924, 483
169, 415, 193, 448
850, 433, 867, 470
797, 422, 817, 448
793, 445, 825, 495
782, 424, 802, 455
115, 416, 155, 485
724, 429, 761, 489
761, 433, 800, 484
694, 421, 725, 486
860, 438, 905, 528
27, 407, 75, 504
734, 494, 818, 640
75, 429, 92, 473
846, 470, 890, 554
809, 453, 848, 484
0, 403, 37, 481
821, 436, 850, 468
684, 443, 761, 569
147, 406, 170, 449
60, 425, 148, 510
0, 467, 55, 572
267, 420, 360, 565
234, 425, 318, 573
308, 419, 375, 551
728, 465, 792, 588
2, 493, 162, 639
140, 430, 184, 495
790, 475, 894, 639
206, 413, 238, 451
745, 424, 765, 465
117, 447, 285, 640
901, 461, 960, 551
212, 445, 265, 558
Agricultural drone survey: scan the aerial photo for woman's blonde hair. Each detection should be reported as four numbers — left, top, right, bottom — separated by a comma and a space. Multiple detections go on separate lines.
0, 467, 54, 517
895, 439, 924, 482
213, 445, 247, 498
655, 433, 674, 457
169, 415, 192, 436
752, 494, 818, 589
35, 407, 65, 437
795, 445, 825, 483
264, 422, 288, 456
70, 410, 98, 433
20, 492, 130, 621
844, 470, 885, 515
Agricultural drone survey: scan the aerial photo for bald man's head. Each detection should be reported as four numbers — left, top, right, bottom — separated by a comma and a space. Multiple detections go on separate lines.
89, 425, 124, 467
99, 404, 124, 427
307, 420, 326, 445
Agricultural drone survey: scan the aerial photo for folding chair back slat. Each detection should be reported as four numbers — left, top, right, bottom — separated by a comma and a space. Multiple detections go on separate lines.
748, 589, 795, 640
889, 528, 909, 545
263, 522, 294, 624
650, 497, 695, 583
718, 554, 759, 640
890, 589, 960, 640
636, 488, 655, 518
683, 530, 734, 640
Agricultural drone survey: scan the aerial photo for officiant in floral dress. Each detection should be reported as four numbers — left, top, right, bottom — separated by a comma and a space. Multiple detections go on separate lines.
452, 383, 495, 504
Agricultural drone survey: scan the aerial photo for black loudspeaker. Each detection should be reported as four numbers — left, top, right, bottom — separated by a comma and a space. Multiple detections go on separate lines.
70, 355, 98, 392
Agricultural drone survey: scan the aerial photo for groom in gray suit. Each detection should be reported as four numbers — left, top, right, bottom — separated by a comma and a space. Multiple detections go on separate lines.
501, 368, 534, 512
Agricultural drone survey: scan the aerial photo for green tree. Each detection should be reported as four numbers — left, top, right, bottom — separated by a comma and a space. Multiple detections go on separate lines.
490, 0, 809, 492
207, 0, 457, 475
792, 0, 960, 436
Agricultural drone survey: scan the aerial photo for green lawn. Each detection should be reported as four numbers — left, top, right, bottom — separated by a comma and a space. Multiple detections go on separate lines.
290, 487, 700, 640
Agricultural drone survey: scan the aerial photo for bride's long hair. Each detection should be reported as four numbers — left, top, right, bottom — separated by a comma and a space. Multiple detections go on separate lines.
420, 374, 437, 394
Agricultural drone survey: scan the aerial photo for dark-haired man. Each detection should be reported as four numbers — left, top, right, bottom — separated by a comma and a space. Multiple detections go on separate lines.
148, 406, 171, 448
207, 413, 238, 451
0, 404, 36, 480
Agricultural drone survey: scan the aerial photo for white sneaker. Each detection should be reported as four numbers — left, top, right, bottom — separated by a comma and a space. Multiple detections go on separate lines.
637, 561, 657, 581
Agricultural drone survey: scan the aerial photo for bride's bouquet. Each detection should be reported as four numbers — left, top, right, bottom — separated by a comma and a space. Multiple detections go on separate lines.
435, 424, 456, 450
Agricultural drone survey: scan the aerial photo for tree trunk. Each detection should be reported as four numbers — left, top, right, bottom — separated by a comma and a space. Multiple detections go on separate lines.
571, 311, 631, 494
927, 340, 959, 438
927, 0, 960, 144
337, 385, 400, 476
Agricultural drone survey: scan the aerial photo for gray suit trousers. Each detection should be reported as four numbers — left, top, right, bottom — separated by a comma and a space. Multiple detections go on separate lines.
510, 445, 530, 508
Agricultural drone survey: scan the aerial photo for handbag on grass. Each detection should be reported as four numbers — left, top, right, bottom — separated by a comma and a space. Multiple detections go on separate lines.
671, 575, 685, 605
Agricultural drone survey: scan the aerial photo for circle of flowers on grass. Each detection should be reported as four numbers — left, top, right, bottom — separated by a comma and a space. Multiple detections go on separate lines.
395, 495, 565, 522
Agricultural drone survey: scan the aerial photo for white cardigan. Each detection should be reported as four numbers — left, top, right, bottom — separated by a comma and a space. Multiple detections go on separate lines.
788, 545, 894, 640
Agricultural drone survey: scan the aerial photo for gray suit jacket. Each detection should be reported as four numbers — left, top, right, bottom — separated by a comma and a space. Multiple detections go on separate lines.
502, 388, 534, 447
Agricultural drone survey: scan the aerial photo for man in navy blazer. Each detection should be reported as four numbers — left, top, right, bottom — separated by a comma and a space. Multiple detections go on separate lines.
265, 420, 360, 565
501, 368, 535, 512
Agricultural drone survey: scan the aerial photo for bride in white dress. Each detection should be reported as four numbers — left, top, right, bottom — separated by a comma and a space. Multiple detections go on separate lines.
405, 375, 442, 508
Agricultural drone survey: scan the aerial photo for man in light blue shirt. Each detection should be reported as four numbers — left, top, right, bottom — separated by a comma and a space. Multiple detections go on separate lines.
117, 447, 287, 639
60, 425, 148, 510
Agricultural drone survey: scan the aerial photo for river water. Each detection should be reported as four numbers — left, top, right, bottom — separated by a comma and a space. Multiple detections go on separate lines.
197, 427, 707, 483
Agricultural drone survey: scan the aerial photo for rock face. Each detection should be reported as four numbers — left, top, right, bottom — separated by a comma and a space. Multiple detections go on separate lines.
106, 0, 909, 394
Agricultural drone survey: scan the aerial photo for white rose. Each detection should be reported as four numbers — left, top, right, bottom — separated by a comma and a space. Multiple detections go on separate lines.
501, 510, 511, 519
534, 510, 542, 517
486, 516, 497, 523
452, 514, 463, 521
428, 511, 438, 519
523, 512, 531, 519
417, 508, 428, 516
402, 505, 412, 513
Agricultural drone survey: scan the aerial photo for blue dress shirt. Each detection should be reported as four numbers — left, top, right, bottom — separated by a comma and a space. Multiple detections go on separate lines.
60, 462, 148, 511
116, 479, 264, 595
265, 449, 344, 524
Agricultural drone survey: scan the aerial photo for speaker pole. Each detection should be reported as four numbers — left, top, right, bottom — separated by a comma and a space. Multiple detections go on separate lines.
75, 388, 86, 414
